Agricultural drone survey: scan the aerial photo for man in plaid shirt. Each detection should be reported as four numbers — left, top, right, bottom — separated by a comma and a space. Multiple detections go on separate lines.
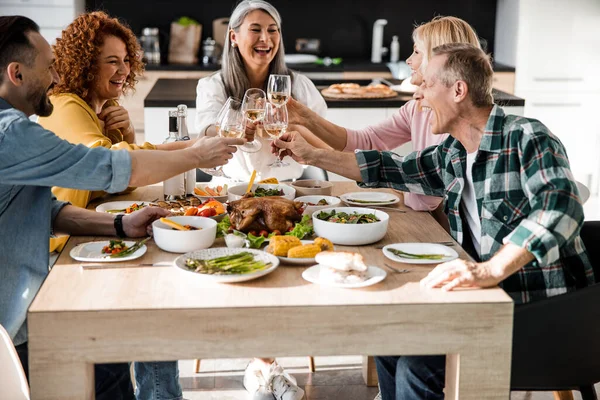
276, 43, 595, 399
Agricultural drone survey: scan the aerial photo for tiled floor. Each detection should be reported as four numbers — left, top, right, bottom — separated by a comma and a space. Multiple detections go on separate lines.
178, 357, 599, 399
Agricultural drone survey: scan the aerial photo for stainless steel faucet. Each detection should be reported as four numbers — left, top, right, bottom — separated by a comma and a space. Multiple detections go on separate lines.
371, 19, 388, 63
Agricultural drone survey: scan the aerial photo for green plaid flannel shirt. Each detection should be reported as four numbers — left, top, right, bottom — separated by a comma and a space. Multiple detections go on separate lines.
356, 105, 595, 304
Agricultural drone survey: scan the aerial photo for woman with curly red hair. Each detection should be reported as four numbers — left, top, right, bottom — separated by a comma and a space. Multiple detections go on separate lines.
38, 11, 184, 400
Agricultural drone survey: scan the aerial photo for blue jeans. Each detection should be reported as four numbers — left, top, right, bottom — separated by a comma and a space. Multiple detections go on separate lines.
375, 355, 446, 400
134, 361, 183, 400
16, 341, 134, 400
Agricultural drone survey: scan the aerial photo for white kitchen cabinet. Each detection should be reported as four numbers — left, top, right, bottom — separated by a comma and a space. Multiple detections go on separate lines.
1, 0, 85, 44
496, 0, 600, 193
523, 92, 598, 191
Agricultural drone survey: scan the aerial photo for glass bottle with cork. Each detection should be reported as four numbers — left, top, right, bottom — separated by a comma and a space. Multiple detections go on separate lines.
176, 104, 197, 196
163, 110, 185, 200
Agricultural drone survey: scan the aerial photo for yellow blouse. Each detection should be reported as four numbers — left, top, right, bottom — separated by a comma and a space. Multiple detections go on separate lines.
38, 93, 156, 252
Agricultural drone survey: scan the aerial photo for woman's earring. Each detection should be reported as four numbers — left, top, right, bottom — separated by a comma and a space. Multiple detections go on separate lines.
232, 42, 237, 48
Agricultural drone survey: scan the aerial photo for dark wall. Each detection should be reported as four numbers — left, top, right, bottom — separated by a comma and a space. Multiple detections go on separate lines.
86, 0, 497, 62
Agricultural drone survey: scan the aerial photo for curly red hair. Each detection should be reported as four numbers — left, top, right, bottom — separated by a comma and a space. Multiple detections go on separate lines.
51, 11, 143, 100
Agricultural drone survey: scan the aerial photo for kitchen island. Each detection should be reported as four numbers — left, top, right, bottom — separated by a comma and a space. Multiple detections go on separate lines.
143, 77, 525, 149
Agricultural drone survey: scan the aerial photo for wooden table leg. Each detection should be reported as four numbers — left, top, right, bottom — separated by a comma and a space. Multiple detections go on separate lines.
362, 355, 379, 387
445, 351, 511, 400
193, 359, 201, 373
30, 361, 94, 400
553, 391, 575, 400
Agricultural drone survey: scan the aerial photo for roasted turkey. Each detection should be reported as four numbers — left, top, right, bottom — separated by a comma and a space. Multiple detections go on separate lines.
227, 196, 303, 233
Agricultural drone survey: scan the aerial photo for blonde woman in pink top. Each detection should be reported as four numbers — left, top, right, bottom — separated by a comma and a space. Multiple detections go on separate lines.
287, 16, 481, 215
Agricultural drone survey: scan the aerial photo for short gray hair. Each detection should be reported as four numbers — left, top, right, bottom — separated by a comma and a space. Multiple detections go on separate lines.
432, 43, 494, 108
221, 0, 293, 100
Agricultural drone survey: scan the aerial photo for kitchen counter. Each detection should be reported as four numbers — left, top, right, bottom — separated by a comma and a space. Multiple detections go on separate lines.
144, 78, 525, 109
144, 59, 515, 73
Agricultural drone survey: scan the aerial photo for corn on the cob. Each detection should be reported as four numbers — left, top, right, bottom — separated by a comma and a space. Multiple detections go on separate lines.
314, 237, 334, 251
266, 235, 301, 256
258, 177, 279, 184
288, 243, 322, 258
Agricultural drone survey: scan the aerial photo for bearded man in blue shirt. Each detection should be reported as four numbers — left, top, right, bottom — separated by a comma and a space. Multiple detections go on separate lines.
0, 16, 244, 399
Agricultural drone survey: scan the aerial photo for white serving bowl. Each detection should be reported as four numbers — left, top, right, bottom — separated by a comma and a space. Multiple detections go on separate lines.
227, 183, 296, 201
152, 216, 217, 253
294, 195, 342, 216
312, 207, 389, 245
290, 179, 333, 197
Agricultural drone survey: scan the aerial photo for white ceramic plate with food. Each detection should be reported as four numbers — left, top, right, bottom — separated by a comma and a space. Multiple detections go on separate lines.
294, 195, 341, 216
302, 265, 387, 288
70, 240, 147, 262
340, 192, 400, 207
382, 243, 459, 264
272, 240, 334, 266
95, 200, 153, 214
174, 247, 279, 283
194, 183, 228, 202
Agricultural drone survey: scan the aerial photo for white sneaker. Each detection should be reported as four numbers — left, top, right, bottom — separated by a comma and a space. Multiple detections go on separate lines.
243, 361, 275, 400
373, 391, 382, 400
266, 363, 304, 400
270, 374, 304, 400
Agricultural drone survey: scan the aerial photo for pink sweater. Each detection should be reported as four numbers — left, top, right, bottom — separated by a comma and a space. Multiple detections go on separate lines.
344, 100, 448, 211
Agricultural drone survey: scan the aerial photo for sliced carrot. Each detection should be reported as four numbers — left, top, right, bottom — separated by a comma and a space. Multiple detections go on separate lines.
194, 187, 209, 196
204, 187, 218, 196
216, 185, 223, 195
184, 207, 198, 216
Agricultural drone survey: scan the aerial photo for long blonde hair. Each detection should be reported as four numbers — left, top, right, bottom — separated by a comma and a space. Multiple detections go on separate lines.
412, 16, 481, 74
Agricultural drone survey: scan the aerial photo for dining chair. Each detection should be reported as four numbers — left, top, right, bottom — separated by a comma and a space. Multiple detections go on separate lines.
196, 169, 213, 183
0, 324, 30, 400
576, 180, 591, 204
510, 220, 600, 400
193, 357, 316, 374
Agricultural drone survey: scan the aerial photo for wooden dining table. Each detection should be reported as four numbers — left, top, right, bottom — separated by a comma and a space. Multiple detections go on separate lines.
27, 181, 514, 399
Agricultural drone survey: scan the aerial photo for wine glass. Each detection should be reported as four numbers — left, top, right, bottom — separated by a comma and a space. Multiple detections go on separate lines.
263, 103, 289, 168
267, 74, 291, 107
218, 102, 246, 141
199, 97, 241, 178
240, 89, 266, 153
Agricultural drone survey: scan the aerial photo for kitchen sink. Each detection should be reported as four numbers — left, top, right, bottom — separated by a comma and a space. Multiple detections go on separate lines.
310, 78, 402, 88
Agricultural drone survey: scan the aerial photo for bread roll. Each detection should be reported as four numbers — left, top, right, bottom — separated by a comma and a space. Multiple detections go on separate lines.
315, 251, 368, 272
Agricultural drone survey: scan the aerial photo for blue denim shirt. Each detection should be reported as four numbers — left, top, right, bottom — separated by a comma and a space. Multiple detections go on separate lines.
0, 98, 132, 345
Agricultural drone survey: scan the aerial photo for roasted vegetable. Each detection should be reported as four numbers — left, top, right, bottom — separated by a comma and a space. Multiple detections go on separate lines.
287, 243, 322, 258
314, 237, 334, 251
266, 235, 302, 256
258, 177, 279, 184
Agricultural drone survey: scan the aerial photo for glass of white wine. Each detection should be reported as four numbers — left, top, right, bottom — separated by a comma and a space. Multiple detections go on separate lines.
240, 88, 266, 153
263, 103, 289, 168
219, 104, 245, 141
199, 97, 241, 178
267, 74, 291, 107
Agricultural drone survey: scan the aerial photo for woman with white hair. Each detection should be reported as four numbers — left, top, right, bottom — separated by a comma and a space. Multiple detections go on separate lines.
196, 4, 312, 398
195, 0, 327, 183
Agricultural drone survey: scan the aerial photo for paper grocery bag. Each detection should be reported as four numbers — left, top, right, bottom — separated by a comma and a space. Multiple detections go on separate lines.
168, 22, 202, 64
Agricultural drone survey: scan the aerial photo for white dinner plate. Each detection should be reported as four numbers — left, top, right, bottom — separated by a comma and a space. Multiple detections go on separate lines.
382, 243, 459, 264
340, 192, 400, 207
174, 247, 279, 283
95, 200, 153, 214
302, 265, 387, 288
194, 183, 228, 203
272, 240, 334, 266
70, 241, 147, 262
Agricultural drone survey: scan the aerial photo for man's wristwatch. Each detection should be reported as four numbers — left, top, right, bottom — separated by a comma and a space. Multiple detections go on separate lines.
114, 214, 127, 238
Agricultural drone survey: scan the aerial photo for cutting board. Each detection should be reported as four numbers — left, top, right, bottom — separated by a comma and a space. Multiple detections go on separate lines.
212, 18, 229, 49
